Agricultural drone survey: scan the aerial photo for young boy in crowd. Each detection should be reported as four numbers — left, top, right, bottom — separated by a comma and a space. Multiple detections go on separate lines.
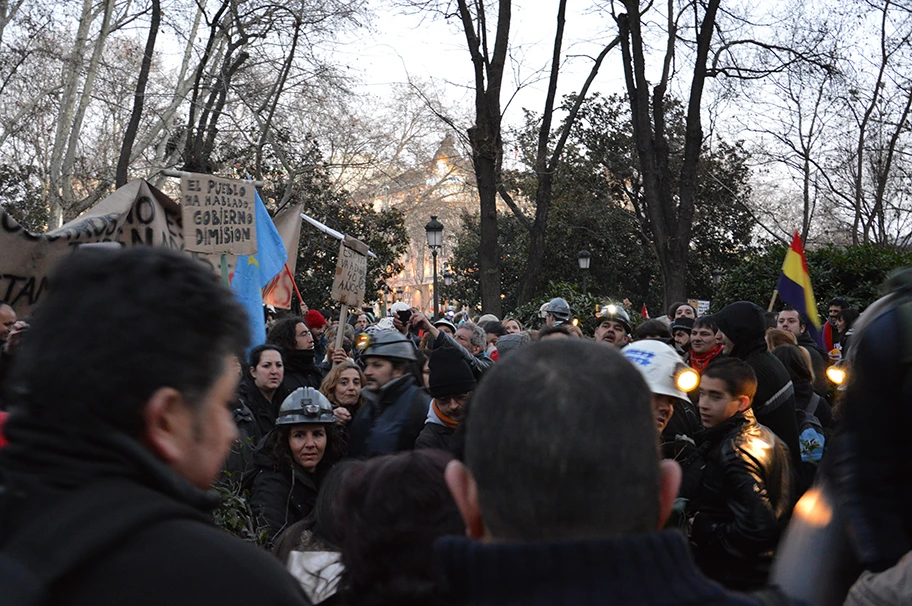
688, 358, 793, 591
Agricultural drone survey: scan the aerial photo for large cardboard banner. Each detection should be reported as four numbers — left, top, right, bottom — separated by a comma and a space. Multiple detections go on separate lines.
262, 202, 303, 309
0, 180, 190, 316
181, 173, 257, 255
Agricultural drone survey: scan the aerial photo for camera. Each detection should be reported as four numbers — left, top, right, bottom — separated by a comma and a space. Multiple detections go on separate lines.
397, 309, 413, 323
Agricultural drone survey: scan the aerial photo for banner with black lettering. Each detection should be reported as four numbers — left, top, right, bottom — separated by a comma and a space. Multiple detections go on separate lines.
0, 180, 186, 315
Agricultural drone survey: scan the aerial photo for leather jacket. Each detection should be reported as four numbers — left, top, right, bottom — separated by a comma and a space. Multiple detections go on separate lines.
688, 409, 793, 590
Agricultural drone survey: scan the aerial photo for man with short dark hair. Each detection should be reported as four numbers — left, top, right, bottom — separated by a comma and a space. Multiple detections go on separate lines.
0, 248, 310, 605
689, 358, 793, 590
438, 340, 777, 604
823, 297, 849, 352
688, 317, 723, 373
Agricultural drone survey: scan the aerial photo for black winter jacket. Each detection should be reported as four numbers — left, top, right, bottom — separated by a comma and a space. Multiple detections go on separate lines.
415, 420, 457, 453
248, 448, 320, 540
282, 349, 324, 392
430, 332, 494, 380
0, 414, 311, 606
688, 410, 793, 591
237, 376, 285, 439
436, 531, 777, 605
348, 376, 430, 459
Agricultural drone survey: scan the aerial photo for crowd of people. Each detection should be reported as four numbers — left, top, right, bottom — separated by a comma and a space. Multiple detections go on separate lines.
0, 247, 906, 606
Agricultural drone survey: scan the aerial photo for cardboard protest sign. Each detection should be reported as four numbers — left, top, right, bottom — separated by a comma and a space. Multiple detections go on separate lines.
330, 236, 369, 307
1, 180, 188, 316
180, 173, 256, 255
688, 299, 711, 317
262, 201, 304, 309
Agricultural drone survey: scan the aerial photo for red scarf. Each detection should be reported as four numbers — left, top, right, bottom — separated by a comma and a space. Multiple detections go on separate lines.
689, 345, 723, 373
433, 400, 460, 429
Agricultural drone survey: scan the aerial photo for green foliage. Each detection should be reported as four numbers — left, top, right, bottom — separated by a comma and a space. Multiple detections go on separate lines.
211, 482, 270, 547
713, 243, 912, 313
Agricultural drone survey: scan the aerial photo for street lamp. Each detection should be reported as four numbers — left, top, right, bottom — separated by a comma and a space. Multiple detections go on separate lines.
578, 250, 591, 294
396, 286, 403, 301
425, 215, 444, 319
443, 270, 454, 286
712, 268, 723, 288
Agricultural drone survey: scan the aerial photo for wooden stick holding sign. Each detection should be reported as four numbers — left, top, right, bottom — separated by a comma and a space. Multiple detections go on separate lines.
330, 235, 370, 361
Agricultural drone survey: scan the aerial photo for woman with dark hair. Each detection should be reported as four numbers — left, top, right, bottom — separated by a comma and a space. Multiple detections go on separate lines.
238, 344, 286, 437
837, 307, 861, 356
267, 316, 324, 391
249, 388, 346, 541
336, 450, 464, 606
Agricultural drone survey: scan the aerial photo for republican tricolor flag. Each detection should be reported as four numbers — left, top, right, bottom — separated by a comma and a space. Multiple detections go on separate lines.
776, 231, 823, 347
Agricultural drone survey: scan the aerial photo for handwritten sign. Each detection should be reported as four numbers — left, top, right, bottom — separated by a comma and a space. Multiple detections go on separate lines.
180, 174, 256, 255
330, 236, 369, 307
0, 180, 188, 316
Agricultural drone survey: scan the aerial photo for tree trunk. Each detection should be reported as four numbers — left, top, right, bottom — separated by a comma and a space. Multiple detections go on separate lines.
454, 0, 510, 317
617, 0, 718, 308
48, 0, 95, 227
117, 0, 160, 188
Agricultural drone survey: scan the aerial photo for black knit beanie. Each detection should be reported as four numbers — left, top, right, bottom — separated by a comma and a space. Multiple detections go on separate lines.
429, 346, 477, 398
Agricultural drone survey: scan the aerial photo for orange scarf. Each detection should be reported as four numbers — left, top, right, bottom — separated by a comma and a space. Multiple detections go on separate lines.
433, 400, 460, 429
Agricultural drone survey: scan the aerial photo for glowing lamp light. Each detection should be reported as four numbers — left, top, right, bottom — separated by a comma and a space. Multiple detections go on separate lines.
571, 318, 579, 327
355, 334, 371, 351
826, 365, 847, 386
675, 366, 701, 393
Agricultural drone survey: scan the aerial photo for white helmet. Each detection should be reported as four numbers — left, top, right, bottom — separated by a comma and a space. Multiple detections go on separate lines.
622, 340, 700, 401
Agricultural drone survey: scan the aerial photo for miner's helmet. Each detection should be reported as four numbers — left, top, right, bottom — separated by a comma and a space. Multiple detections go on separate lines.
621, 339, 700, 401
595, 303, 633, 334
544, 297, 571, 322
359, 329, 417, 362
276, 387, 336, 426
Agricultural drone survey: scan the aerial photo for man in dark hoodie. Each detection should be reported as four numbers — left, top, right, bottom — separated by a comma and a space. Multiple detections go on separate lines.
415, 346, 476, 454
712, 301, 801, 473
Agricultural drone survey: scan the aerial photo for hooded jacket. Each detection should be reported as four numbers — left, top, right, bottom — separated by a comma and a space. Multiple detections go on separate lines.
712, 302, 801, 472
0, 414, 311, 606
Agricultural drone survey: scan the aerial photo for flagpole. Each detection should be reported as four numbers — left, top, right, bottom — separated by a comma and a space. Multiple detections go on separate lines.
283, 263, 304, 307
768, 289, 778, 312
300, 213, 378, 259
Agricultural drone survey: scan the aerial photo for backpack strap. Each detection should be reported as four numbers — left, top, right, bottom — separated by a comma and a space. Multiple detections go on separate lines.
806, 392, 820, 416
0, 481, 205, 605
